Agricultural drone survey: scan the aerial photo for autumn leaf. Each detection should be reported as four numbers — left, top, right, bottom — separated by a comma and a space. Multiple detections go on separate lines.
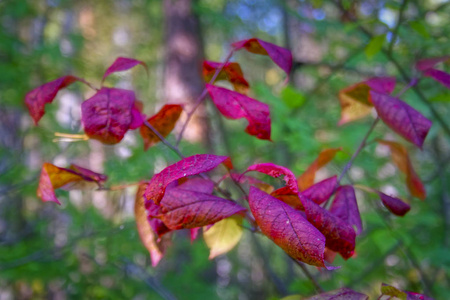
301, 176, 337, 205
81, 87, 144, 144
371, 91, 432, 148
271, 188, 303, 210
378, 192, 411, 216
304, 287, 368, 300
380, 283, 433, 300
25, 75, 87, 125
249, 187, 327, 267
204, 215, 244, 259
378, 140, 426, 199
298, 148, 341, 191
329, 185, 363, 235
423, 68, 450, 89
102, 57, 148, 83
37, 163, 107, 205
144, 154, 228, 205
232, 38, 293, 75
203, 61, 249, 94
135, 183, 171, 267
246, 162, 298, 193
139, 104, 183, 150
416, 56, 450, 89
416, 56, 450, 71
206, 84, 271, 140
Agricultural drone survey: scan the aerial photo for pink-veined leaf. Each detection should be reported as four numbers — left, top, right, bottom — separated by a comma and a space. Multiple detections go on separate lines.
144, 154, 228, 205
81, 87, 144, 144
381, 283, 433, 300
245, 162, 298, 193
102, 57, 148, 82
139, 104, 183, 150
249, 187, 326, 267
370, 91, 432, 148
301, 176, 337, 205
25, 75, 86, 125
232, 38, 293, 75
378, 192, 411, 216
415, 56, 450, 71
299, 195, 356, 259
203, 61, 249, 94
206, 84, 271, 140
329, 185, 363, 235
377, 140, 426, 199
305, 287, 368, 300
135, 183, 171, 267
152, 188, 246, 230
423, 68, 450, 89
298, 148, 341, 191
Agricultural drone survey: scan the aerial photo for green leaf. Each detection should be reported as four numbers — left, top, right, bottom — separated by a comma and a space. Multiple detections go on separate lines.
203, 215, 243, 259
365, 34, 386, 59
281, 85, 306, 108
429, 92, 450, 102
409, 20, 430, 39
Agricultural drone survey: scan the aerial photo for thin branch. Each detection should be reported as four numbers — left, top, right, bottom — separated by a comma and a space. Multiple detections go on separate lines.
388, 0, 409, 55
289, 257, 324, 293
143, 119, 185, 159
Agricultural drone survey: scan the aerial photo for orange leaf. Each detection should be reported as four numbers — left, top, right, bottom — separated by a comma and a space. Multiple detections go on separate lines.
139, 104, 183, 150
338, 83, 373, 125
377, 140, 426, 200
203, 61, 249, 94
297, 148, 341, 191
134, 183, 171, 267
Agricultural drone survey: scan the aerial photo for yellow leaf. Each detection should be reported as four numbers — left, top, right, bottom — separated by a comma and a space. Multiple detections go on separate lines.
204, 215, 243, 259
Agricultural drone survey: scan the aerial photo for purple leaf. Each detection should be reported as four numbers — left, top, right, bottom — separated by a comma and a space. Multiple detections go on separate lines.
329, 186, 363, 235
177, 177, 215, 194
423, 68, 450, 89
370, 91, 432, 148
81, 87, 141, 144
366, 76, 396, 94
144, 154, 228, 205
102, 57, 148, 82
246, 162, 298, 193
301, 176, 337, 205
378, 192, 411, 216
25, 75, 84, 125
249, 187, 326, 267
206, 84, 271, 140
305, 287, 368, 300
232, 38, 293, 75
415, 56, 450, 71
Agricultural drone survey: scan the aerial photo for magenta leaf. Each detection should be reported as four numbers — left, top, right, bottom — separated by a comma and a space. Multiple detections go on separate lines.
153, 188, 246, 230
232, 38, 293, 75
301, 176, 337, 205
81, 87, 142, 144
416, 56, 450, 71
206, 84, 271, 140
129, 101, 145, 129
305, 287, 368, 300
370, 91, 432, 148
144, 154, 228, 205
381, 283, 433, 300
300, 195, 356, 259
245, 162, 298, 193
366, 76, 396, 94
423, 68, 450, 89
25, 75, 85, 125
378, 192, 411, 216
329, 185, 363, 235
249, 187, 326, 267
102, 57, 148, 82
177, 177, 215, 194
190, 227, 200, 242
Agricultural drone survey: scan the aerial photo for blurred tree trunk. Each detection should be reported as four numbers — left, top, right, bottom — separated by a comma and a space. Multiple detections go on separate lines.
163, 0, 212, 151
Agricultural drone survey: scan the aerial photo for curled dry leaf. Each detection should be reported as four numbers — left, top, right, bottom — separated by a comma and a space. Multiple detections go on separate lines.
249, 187, 327, 267
102, 57, 148, 82
37, 163, 107, 205
206, 84, 271, 140
378, 192, 411, 216
370, 91, 432, 148
377, 140, 426, 199
329, 185, 363, 235
232, 38, 293, 76
204, 215, 244, 259
139, 104, 183, 150
81, 87, 144, 144
203, 61, 249, 94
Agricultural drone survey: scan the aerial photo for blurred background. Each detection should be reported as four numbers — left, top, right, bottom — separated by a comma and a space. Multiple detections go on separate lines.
0, 0, 449, 299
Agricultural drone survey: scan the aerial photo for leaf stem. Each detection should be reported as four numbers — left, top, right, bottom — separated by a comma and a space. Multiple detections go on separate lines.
289, 257, 325, 293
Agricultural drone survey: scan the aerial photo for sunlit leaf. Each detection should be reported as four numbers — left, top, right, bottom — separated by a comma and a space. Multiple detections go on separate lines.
298, 148, 341, 191
378, 191, 411, 216
139, 104, 183, 150
204, 215, 244, 259
102, 57, 148, 82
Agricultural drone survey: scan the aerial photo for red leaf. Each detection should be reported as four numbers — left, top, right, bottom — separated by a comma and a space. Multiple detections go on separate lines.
415, 56, 450, 71
147, 200, 171, 238
305, 287, 368, 300
68, 164, 108, 184
329, 185, 363, 235
203, 61, 249, 94
139, 104, 183, 150
249, 187, 326, 267
102, 57, 148, 82
301, 176, 337, 205
271, 188, 303, 209
300, 195, 356, 259
232, 38, 293, 75
177, 177, 215, 194
25, 75, 83, 125
129, 100, 145, 129
370, 91, 432, 148
81, 87, 142, 144
190, 227, 200, 242
378, 140, 426, 199
381, 283, 433, 300
423, 68, 450, 89
298, 148, 341, 191
144, 154, 228, 205
154, 188, 246, 230
246, 163, 298, 193
206, 84, 271, 140
378, 192, 411, 216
